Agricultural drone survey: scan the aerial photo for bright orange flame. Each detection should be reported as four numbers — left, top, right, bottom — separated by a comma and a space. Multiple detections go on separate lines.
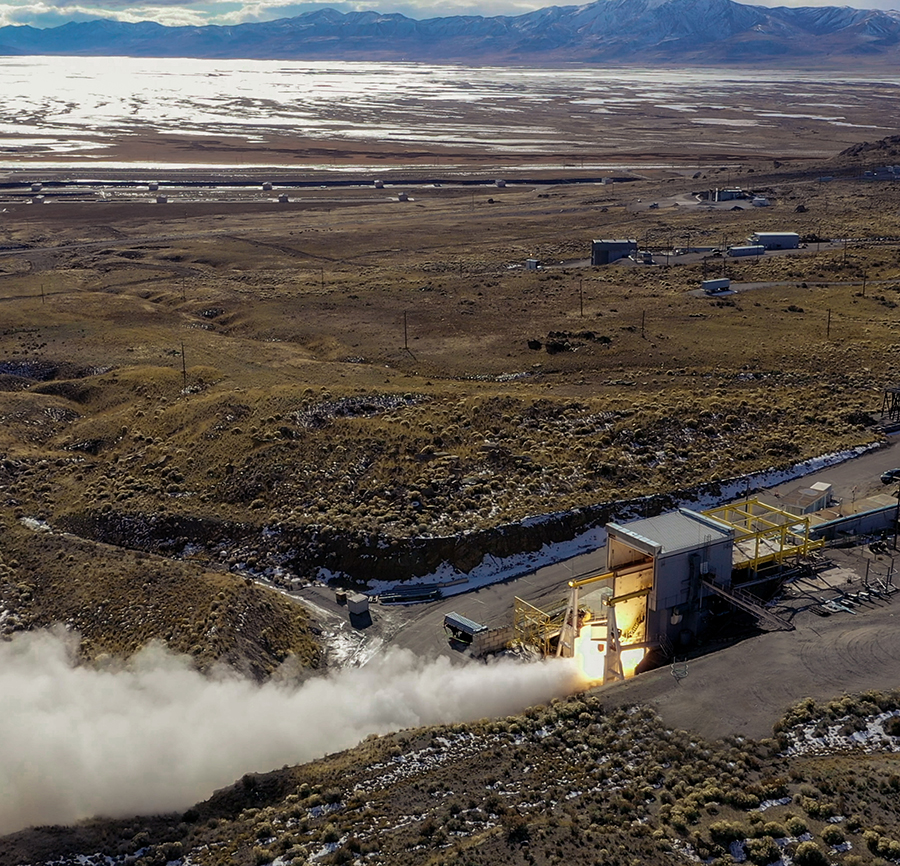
573, 623, 606, 683
620, 647, 646, 678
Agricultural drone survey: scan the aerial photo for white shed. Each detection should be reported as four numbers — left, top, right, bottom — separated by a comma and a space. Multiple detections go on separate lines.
347, 592, 369, 615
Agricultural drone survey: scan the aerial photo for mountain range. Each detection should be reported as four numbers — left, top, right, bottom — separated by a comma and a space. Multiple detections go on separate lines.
1, 0, 900, 63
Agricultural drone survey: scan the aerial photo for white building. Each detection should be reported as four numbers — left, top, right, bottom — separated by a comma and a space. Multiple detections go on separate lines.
714, 188, 744, 201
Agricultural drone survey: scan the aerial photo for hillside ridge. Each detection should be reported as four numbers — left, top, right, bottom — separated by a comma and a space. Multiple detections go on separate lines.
2, 0, 900, 62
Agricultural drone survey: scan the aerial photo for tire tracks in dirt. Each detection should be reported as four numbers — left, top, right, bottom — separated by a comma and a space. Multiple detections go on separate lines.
220, 234, 340, 263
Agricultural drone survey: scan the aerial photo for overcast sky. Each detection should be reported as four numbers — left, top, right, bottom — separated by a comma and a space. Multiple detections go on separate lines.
0, 0, 896, 30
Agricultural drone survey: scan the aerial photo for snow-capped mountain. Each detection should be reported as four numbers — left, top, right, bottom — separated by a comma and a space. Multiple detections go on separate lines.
1, 0, 899, 62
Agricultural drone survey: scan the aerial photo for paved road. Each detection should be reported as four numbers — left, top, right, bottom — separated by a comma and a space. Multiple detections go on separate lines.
767, 439, 900, 503
297, 437, 899, 665
599, 547, 900, 739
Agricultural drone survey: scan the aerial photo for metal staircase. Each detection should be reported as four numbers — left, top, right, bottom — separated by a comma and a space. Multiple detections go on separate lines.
701, 579, 795, 632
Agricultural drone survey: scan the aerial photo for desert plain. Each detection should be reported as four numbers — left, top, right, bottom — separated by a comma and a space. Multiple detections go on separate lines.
2, 59, 900, 866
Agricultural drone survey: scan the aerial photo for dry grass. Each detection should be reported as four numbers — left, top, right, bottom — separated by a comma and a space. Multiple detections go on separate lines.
0, 158, 898, 637
1, 175, 896, 548
0, 514, 319, 678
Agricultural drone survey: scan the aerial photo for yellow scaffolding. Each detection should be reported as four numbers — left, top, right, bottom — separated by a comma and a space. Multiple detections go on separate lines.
702, 497, 824, 573
513, 596, 569, 655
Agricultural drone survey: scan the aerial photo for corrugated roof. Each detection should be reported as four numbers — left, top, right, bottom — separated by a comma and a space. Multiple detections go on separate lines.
443, 612, 486, 636
609, 508, 733, 555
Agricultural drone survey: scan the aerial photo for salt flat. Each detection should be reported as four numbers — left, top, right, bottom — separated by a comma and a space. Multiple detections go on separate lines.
2, 58, 899, 170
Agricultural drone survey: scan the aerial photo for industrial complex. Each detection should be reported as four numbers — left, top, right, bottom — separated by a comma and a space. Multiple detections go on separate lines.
439, 477, 900, 686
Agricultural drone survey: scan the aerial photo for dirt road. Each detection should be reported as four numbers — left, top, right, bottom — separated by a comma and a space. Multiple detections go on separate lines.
598, 579, 900, 740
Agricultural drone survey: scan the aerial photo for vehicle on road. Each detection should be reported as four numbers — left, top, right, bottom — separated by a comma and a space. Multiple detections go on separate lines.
881, 468, 900, 483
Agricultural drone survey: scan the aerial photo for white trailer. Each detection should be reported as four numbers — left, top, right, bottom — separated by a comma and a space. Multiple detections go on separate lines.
728, 245, 765, 257
751, 232, 800, 250
702, 278, 731, 294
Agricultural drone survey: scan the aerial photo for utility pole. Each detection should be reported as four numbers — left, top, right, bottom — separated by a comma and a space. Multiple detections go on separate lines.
826, 308, 831, 339
40, 283, 44, 304
862, 272, 867, 297
641, 310, 645, 338
181, 342, 187, 392
579, 277, 584, 318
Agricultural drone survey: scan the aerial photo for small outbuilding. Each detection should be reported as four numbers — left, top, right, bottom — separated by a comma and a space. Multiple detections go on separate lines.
347, 592, 369, 615
750, 231, 800, 250
443, 612, 487, 644
770, 481, 833, 516
591, 238, 637, 266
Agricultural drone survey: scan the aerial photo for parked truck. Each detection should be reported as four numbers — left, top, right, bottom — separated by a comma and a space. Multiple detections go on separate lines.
702, 278, 731, 294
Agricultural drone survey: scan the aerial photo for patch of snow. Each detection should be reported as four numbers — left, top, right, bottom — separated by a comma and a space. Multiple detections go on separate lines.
758, 796, 792, 811
19, 516, 51, 532
365, 443, 878, 599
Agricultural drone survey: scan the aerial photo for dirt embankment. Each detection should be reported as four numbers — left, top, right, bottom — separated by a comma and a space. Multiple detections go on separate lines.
54, 471, 771, 589
0, 515, 320, 678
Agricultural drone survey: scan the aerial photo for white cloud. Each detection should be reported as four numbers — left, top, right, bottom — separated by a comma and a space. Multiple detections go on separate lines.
0, 0, 202, 26
216, 0, 549, 23
104, 4, 213, 22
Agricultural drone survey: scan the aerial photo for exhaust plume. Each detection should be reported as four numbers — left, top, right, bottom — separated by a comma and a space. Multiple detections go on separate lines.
0, 629, 581, 835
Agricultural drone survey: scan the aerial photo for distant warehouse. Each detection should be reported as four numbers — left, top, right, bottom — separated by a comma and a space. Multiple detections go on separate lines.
592, 238, 637, 265
750, 231, 800, 250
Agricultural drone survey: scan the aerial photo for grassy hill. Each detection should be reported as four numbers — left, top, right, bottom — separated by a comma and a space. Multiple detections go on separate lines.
0, 161, 896, 593
0, 513, 319, 678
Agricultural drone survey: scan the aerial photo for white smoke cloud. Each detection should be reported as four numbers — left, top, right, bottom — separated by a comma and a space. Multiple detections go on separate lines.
0, 629, 581, 837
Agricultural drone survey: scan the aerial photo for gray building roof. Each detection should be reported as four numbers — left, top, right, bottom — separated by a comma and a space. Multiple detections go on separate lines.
443, 612, 487, 636
607, 508, 734, 556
